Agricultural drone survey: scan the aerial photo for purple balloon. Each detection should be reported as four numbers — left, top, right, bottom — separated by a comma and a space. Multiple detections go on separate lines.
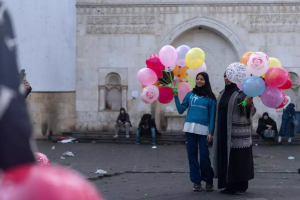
260, 86, 284, 108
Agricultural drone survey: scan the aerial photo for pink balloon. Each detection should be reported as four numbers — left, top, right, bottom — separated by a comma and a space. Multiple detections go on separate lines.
178, 83, 192, 100
237, 83, 243, 90
247, 52, 270, 76
0, 165, 103, 200
137, 68, 157, 85
141, 85, 159, 104
159, 45, 178, 68
186, 62, 207, 78
35, 153, 50, 167
265, 67, 288, 88
260, 86, 284, 108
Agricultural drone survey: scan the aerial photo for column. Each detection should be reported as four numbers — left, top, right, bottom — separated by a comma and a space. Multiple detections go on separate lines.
99, 86, 105, 110
121, 86, 127, 110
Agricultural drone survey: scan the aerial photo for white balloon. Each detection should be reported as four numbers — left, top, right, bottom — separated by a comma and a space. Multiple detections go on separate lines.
186, 62, 207, 78
225, 62, 250, 84
176, 45, 190, 67
141, 85, 159, 104
247, 52, 270, 77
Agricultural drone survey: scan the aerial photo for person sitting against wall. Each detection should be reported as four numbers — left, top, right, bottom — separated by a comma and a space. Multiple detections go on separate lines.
256, 112, 278, 141
114, 107, 131, 138
135, 114, 157, 145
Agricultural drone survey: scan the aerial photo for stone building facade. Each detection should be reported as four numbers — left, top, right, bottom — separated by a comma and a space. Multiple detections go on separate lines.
74, 0, 300, 134
23, 0, 300, 137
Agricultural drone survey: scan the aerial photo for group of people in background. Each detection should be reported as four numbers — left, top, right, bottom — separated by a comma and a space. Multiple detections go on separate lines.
257, 105, 297, 146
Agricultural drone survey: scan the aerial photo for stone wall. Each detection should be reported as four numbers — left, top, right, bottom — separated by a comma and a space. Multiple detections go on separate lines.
76, 1, 300, 132
26, 92, 76, 139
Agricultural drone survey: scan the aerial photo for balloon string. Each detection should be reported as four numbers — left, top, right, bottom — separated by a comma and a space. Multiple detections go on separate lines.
174, 67, 181, 87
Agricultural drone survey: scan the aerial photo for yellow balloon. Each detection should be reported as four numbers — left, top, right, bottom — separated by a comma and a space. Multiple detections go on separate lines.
185, 48, 205, 69
186, 76, 195, 89
262, 57, 282, 78
269, 57, 281, 68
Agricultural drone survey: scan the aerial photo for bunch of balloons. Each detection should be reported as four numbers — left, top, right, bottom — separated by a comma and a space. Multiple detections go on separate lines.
226, 51, 292, 109
138, 45, 207, 104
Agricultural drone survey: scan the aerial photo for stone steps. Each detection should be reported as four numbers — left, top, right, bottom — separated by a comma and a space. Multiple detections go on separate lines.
59, 131, 300, 146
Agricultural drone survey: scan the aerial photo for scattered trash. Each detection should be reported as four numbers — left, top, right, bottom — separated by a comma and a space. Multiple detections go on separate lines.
61, 138, 77, 143
62, 151, 75, 157
51, 146, 55, 150
254, 164, 259, 169
75, 141, 79, 143
255, 144, 258, 146
95, 169, 107, 174
91, 141, 96, 144
288, 156, 295, 160
61, 156, 66, 160
165, 106, 174, 112
152, 146, 157, 149
145, 194, 149, 196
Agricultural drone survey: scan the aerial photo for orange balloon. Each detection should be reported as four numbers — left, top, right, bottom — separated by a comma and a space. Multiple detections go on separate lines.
142, 81, 159, 88
173, 65, 188, 78
240, 52, 254, 66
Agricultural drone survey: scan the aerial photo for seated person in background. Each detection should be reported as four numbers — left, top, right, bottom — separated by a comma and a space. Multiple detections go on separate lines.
136, 114, 157, 145
256, 112, 278, 140
114, 107, 131, 138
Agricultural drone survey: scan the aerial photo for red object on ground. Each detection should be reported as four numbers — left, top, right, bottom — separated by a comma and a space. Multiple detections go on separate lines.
58, 137, 67, 141
35, 152, 50, 167
0, 165, 104, 200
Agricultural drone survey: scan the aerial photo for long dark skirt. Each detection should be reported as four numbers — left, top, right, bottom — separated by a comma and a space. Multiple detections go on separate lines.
217, 108, 254, 191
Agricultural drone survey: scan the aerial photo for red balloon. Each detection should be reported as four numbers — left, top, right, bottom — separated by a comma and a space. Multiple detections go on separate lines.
0, 165, 104, 200
150, 53, 158, 58
150, 68, 163, 78
276, 90, 288, 109
265, 67, 288, 87
35, 152, 50, 167
146, 55, 165, 71
279, 79, 292, 89
158, 86, 173, 104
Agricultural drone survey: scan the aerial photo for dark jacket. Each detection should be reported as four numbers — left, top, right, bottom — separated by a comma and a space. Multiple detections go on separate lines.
256, 113, 278, 135
0, 4, 36, 170
279, 103, 296, 137
138, 114, 156, 129
116, 107, 132, 126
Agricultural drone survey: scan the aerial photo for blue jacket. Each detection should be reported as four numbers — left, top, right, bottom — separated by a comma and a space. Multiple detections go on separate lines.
174, 92, 216, 135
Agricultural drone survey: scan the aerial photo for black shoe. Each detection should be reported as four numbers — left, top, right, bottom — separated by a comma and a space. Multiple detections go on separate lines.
205, 182, 214, 191
298, 168, 300, 174
235, 190, 246, 195
221, 188, 235, 194
193, 183, 202, 191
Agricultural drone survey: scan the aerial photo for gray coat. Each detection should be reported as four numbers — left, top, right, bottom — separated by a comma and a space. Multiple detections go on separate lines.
213, 90, 256, 179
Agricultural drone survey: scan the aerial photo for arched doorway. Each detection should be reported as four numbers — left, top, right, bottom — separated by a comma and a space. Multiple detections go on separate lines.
155, 18, 245, 131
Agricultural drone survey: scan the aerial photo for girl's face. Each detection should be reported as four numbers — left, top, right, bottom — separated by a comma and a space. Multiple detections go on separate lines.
264, 115, 268, 120
196, 75, 205, 87
121, 110, 125, 114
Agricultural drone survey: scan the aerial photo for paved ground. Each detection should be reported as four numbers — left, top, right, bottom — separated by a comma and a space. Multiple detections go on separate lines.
36, 141, 300, 200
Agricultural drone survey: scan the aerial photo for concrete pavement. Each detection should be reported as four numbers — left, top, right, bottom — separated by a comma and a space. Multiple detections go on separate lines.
36, 140, 300, 200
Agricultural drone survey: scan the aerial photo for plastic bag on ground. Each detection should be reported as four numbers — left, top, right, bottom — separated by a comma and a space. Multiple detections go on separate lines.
62, 151, 75, 157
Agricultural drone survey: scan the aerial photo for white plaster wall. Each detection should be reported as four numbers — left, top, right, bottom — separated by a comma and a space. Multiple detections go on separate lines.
5, 0, 77, 91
